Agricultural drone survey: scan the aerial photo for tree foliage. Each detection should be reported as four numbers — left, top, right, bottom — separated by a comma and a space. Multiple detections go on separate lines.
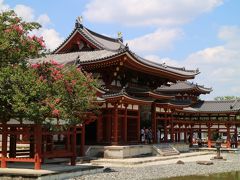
0, 11, 98, 125
0, 10, 45, 67
214, 96, 240, 101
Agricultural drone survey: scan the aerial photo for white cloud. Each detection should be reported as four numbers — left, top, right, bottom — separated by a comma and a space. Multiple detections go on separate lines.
39, 29, 63, 50
218, 26, 240, 49
14, 4, 35, 22
143, 25, 240, 99
0, 0, 9, 11
37, 14, 51, 27
127, 28, 183, 53
83, 0, 223, 26
184, 26, 240, 99
144, 54, 181, 67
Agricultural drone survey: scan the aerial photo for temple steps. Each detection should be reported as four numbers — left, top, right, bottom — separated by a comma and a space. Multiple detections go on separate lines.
153, 144, 180, 156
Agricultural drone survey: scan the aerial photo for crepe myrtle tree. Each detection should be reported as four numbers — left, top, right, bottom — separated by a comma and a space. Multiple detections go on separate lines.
31, 61, 98, 126
0, 10, 45, 67
0, 10, 98, 126
0, 10, 46, 123
0, 65, 50, 123
0, 61, 98, 125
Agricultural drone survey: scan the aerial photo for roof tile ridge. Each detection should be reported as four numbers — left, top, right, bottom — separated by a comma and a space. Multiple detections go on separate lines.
79, 27, 104, 49
78, 49, 126, 64
230, 99, 240, 109
128, 50, 198, 74
166, 65, 199, 73
81, 27, 126, 52
86, 27, 120, 43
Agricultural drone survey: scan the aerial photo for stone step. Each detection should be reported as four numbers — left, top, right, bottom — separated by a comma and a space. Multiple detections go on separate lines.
153, 144, 180, 156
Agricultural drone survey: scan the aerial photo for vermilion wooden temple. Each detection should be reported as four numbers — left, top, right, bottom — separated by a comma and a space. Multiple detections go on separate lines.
1, 18, 240, 169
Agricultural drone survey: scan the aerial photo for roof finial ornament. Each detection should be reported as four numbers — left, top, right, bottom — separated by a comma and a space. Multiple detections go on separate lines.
118, 32, 122, 38
77, 16, 83, 24
124, 43, 129, 50
117, 32, 123, 42
75, 16, 83, 28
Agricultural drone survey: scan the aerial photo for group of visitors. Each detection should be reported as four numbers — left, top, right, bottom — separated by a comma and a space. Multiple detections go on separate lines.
140, 128, 162, 144
140, 127, 153, 144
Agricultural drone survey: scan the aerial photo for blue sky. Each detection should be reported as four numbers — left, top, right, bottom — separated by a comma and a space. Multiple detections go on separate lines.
1, 0, 240, 100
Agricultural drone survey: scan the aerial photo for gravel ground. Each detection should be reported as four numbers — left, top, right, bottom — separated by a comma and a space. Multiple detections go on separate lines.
69, 153, 240, 180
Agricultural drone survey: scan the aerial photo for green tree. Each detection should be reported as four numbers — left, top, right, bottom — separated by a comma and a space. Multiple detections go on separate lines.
214, 96, 240, 101
0, 65, 50, 123
0, 11, 98, 126
0, 10, 45, 67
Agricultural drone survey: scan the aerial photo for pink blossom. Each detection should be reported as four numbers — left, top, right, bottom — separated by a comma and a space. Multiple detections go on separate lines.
49, 104, 54, 109
66, 86, 73, 94
39, 75, 44, 81
31, 35, 46, 48
31, 64, 40, 69
12, 25, 23, 34
50, 60, 59, 65
55, 98, 61, 104
4, 28, 12, 33
57, 64, 64, 69
71, 80, 77, 85
52, 109, 60, 117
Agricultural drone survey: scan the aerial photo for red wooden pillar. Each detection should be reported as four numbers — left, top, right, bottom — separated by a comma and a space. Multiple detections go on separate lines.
178, 125, 181, 142
226, 124, 231, 148
34, 124, 42, 170
164, 119, 168, 143
207, 124, 212, 148
151, 103, 157, 143
175, 132, 178, 142
190, 125, 193, 147
170, 115, 174, 142
170, 125, 174, 142
112, 104, 118, 145
123, 105, 128, 144
96, 113, 103, 143
235, 126, 238, 148
30, 127, 35, 158
106, 110, 111, 142
71, 127, 77, 166
1, 123, 7, 168
184, 124, 187, 143
137, 108, 140, 143
9, 127, 17, 158
80, 124, 85, 156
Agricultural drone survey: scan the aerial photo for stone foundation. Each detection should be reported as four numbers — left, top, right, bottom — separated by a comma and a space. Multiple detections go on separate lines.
86, 145, 152, 159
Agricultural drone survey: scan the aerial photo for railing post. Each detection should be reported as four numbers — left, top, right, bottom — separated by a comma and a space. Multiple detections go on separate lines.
1, 123, 7, 168
34, 124, 42, 170
71, 127, 77, 166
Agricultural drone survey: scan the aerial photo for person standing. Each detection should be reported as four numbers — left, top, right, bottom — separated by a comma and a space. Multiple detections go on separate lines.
145, 128, 149, 144
157, 129, 161, 144
140, 127, 145, 143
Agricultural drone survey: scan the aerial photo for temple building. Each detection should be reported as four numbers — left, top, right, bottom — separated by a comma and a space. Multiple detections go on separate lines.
1, 18, 240, 170
32, 19, 240, 148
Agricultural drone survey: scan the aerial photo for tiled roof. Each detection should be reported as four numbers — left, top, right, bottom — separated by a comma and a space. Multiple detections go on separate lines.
84, 28, 125, 51
31, 20, 199, 79
53, 24, 125, 53
183, 100, 240, 113
157, 81, 212, 94
130, 53, 199, 77
102, 88, 153, 103
132, 91, 173, 99
29, 50, 120, 65
29, 49, 198, 77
